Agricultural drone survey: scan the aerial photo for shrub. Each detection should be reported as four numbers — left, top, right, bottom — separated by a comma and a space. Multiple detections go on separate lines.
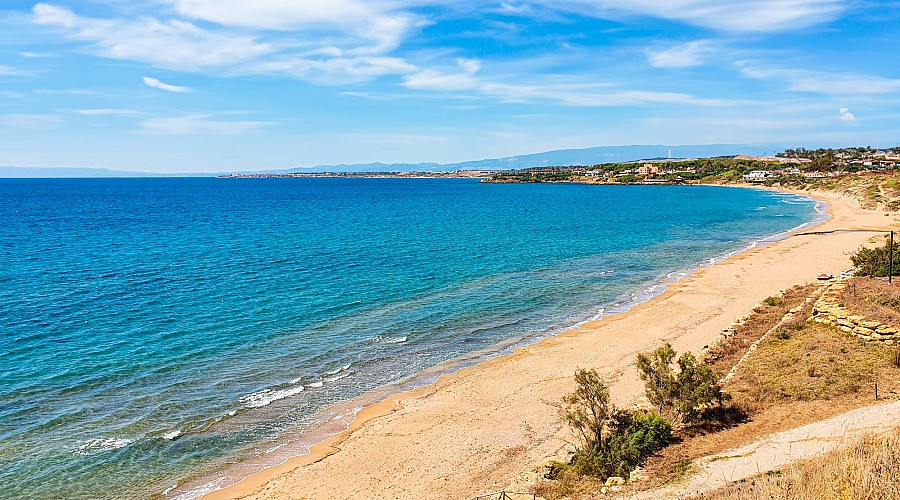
851, 241, 900, 277
570, 410, 673, 478
636, 344, 725, 424
763, 296, 784, 307
557, 369, 673, 480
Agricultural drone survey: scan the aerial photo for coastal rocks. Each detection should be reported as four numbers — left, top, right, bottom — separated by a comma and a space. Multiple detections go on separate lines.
808, 280, 899, 343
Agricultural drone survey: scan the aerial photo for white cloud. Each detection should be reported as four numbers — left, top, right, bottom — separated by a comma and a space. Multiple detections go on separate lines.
645, 40, 710, 68
139, 115, 273, 134
403, 59, 742, 107
839, 107, 857, 121
250, 55, 415, 84
0, 65, 31, 76
143, 76, 191, 92
741, 66, 900, 95
403, 58, 482, 91
544, 0, 847, 33
33, 3, 273, 70
78, 108, 142, 116
0, 113, 64, 129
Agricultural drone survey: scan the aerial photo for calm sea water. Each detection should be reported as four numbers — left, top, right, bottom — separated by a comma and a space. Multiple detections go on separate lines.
0, 178, 821, 498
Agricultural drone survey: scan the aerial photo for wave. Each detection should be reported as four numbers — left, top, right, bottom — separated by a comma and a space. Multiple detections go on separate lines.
73, 437, 134, 456
239, 385, 305, 409
385, 336, 407, 344
162, 430, 182, 440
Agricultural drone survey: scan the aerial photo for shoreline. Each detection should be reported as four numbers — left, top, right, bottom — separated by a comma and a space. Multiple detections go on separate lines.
203, 186, 894, 500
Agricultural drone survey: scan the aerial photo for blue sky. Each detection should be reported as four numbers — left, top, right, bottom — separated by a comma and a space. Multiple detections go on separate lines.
1, 1, 899, 172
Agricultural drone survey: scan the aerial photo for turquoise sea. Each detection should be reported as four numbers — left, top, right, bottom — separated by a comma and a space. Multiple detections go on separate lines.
0, 178, 823, 498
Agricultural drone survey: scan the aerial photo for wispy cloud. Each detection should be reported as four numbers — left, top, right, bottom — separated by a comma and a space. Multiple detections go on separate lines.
545, 0, 847, 33
0, 113, 64, 129
0, 65, 31, 76
645, 40, 711, 68
741, 66, 900, 95
142, 76, 191, 93
403, 58, 742, 107
78, 108, 142, 116
139, 115, 273, 134
34, 88, 96, 95
33, 3, 273, 70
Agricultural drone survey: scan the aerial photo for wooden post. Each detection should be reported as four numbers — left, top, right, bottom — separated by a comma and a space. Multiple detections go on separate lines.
875, 381, 879, 400
890, 231, 894, 284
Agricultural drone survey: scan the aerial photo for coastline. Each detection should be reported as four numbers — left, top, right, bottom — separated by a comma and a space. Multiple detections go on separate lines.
203, 186, 896, 500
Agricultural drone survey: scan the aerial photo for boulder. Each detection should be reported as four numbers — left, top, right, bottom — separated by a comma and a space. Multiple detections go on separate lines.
840, 326, 853, 333
605, 476, 626, 487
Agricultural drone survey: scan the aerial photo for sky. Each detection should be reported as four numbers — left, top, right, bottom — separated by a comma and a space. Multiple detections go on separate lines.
1, 1, 899, 173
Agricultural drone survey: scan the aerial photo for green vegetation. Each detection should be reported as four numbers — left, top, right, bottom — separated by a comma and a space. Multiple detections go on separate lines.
551, 368, 672, 480
850, 240, 900, 277
550, 345, 723, 484
762, 296, 784, 307
636, 344, 725, 424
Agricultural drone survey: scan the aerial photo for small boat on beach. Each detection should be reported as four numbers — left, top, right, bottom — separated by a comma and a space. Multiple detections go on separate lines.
817, 273, 835, 280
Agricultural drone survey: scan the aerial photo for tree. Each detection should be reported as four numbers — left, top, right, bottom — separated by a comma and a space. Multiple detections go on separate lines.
563, 368, 612, 453
636, 344, 724, 424
676, 352, 724, 422
635, 344, 678, 418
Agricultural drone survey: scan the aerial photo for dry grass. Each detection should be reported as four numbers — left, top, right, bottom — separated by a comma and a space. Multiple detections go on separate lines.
705, 285, 817, 375
694, 426, 900, 500
839, 277, 900, 326
727, 322, 900, 412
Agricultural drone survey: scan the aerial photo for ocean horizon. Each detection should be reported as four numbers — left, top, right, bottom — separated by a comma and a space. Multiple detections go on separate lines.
0, 178, 823, 499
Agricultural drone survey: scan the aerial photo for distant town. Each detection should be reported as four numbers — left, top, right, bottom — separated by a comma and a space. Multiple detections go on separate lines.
220, 146, 900, 185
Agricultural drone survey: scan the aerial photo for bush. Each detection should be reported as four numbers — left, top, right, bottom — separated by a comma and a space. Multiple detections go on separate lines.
636, 344, 725, 424
569, 410, 672, 478
851, 241, 900, 277
557, 369, 673, 480
763, 296, 784, 307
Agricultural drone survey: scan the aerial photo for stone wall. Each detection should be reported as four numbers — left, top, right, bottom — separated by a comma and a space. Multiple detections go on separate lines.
809, 280, 898, 344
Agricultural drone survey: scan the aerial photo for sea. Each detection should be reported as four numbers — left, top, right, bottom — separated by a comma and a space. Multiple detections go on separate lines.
0, 178, 824, 499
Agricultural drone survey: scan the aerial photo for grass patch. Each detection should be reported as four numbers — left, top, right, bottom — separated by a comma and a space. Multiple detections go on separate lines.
727, 322, 899, 409
705, 285, 817, 376
839, 277, 900, 324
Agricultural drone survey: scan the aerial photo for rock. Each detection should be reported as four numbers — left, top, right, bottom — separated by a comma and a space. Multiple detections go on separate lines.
861, 321, 881, 329
848, 315, 865, 322
840, 326, 853, 333
837, 319, 853, 327
886, 340, 895, 345
854, 327, 875, 336
601, 487, 608, 494
610, 486, 623, 492
877, 326, 897, 335
605, 476, 626, 486
629, 467, 649, 483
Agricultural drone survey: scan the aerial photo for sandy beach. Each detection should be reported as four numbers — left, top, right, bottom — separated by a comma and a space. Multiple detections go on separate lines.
206, 187, 898, 500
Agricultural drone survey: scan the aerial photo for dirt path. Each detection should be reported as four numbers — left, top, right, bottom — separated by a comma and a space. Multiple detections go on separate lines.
631, 399, 900, 499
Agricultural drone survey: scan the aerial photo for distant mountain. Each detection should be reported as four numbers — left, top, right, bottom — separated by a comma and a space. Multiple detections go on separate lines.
1, 144, 786, 178
286, 144, 782, 173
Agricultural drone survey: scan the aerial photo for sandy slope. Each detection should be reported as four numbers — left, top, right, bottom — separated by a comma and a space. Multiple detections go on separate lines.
207, 188, 897, 500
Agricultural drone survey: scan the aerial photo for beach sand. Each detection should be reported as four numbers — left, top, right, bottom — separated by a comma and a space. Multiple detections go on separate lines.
206, 188, 897, 500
